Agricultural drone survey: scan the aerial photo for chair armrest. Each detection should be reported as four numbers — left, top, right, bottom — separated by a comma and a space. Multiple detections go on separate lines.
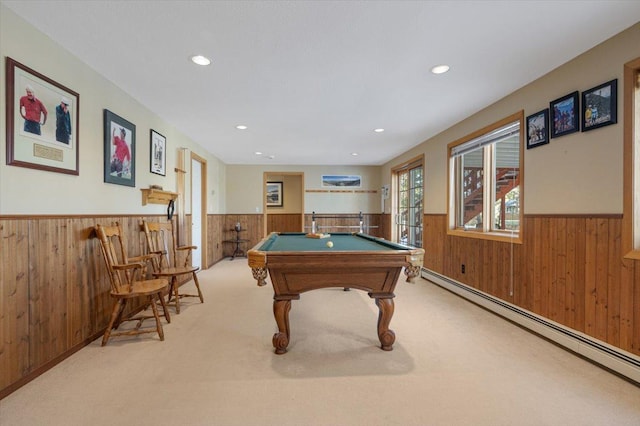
128, 254, 156, 263
112, 262, 145, 271
177, 245, 197, 251
148, 249, 167, 255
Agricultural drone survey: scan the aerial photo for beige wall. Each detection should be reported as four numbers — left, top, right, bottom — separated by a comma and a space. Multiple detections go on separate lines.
0, 5, 226, 215
226, 164, 381, 214
383, 22, 640, 215
4, 3, 637, 219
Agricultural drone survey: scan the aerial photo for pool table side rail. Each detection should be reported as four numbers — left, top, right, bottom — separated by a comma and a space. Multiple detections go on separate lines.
247, 233, 424, 270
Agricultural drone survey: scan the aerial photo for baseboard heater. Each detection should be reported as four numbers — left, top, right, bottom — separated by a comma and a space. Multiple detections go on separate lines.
421, 268, 640, 384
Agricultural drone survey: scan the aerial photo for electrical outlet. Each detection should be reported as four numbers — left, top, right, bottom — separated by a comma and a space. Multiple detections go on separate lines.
461, 264, 466, 273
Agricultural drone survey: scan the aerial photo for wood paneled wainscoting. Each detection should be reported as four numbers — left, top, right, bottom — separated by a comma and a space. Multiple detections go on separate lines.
0, 214, 238, 399
219, 214, 265, 258
267, 213, 302, 234
421, 213, 640, 368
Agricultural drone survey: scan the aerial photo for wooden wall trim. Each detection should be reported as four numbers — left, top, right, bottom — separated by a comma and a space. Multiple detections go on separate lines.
0, 214, 168, 220
423, 213, 623, 218
525, 213, 623, 219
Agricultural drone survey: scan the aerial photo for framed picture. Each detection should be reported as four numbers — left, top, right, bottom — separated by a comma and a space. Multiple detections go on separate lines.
266, 181, 283, 207
103, 109, 136, 187
321, 175, 361, 187
5, 57, 79, 175
550, 91, 579, 139
150, 129, 166, 176
526, 109, 549, 149
582, 79, 617, 132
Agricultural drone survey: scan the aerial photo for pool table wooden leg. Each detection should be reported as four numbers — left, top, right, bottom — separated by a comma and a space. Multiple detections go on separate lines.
373, 295, 396, 351
272, 295, 299, 354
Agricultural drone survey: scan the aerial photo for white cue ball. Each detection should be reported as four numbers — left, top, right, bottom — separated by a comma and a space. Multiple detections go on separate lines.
326, 241, 333, 248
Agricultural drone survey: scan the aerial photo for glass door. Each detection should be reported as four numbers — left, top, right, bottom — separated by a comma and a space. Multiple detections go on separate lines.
395, 164, 423, 247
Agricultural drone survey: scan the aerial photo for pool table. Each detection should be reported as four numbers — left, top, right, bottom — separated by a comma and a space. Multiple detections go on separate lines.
248, 232, 424, 354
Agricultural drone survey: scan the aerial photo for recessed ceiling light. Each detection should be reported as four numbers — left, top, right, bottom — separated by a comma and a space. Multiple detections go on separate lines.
351, 152, 358, 156
431, 64, 450, 74
255, 151, 262, 155
374, 128, 385, 133
236, 125, 248, 130
191, 55, 211, 66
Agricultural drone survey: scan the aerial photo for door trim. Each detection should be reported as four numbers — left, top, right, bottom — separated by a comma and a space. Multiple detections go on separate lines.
191, 152, 208, 268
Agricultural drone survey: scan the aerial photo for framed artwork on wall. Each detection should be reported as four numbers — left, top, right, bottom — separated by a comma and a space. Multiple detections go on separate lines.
103, 109, 136, 187
5, 57, 80, 175
321, 175, 361, 187
582, 79, 617, 132
150, 129, 166, 176
266, 181, 283, 207
550, 91, 579, 139
526, 109, 549, 149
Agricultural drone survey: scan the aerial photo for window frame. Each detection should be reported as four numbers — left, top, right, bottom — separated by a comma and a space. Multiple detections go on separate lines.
623, 57, 640, 259
391, 154, 424, 247
447, 111, 524, 244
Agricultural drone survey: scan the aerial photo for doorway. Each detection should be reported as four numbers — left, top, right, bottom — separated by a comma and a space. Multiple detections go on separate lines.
263, 172, 304, 236
392, 155, 423, 247
191, 153, 207, 269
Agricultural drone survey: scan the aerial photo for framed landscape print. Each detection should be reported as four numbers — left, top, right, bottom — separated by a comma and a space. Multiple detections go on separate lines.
321, 175, 361, 187
103, 109, 136, 187
550, 91, 579, 139
266, 181, 283, 207
5, 57, 80, 175
582, 79, 617, 132
526, 109, 549, 149
150, 129, 166, 176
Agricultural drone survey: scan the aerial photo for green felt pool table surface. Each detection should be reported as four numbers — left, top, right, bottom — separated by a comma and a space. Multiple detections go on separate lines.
257, 232, 410, 252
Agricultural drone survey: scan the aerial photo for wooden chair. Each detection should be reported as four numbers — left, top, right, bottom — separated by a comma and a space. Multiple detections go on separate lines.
95, 222, 170, 346
142, 219, 204, 314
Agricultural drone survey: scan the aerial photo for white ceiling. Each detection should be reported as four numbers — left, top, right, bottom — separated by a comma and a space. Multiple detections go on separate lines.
3, 1, 640, 166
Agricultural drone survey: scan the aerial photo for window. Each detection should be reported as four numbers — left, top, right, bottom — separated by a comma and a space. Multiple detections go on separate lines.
392, 155, 423, 248
623, 57, 640, 258
448, 112, 523, 242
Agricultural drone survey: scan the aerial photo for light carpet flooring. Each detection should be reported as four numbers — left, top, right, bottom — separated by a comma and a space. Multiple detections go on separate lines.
1, 259, 639, 426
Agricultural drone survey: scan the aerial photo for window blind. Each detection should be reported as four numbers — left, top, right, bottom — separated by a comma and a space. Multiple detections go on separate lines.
451, 121, 519, 157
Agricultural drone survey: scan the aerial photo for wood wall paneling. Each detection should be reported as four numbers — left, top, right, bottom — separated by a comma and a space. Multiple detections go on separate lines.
267, 213, 302, 234
2, 212, 639, 399
223, 214, 265, 258
422, 213, 639, 358
207, 214, 224, 267
0, 220, 30, 389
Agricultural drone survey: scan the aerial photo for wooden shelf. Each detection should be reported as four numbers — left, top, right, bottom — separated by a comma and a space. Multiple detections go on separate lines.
141, 188, 178, 206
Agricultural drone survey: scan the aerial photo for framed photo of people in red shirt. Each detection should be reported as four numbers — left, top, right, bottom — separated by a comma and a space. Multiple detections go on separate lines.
103, 109, 136, 187
5, 57, 79, 175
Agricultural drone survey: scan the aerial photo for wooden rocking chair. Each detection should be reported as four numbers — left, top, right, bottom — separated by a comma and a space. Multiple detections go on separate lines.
142, 219, 204, 314
95, 222, 170, 346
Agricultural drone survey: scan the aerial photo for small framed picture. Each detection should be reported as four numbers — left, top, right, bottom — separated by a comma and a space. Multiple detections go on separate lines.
150, 129, 166, 176
526, 109, 549, 149
266, 181, 283, 207
550, 91, 579, 139
104, 109, 136, 187
582, 79, 617, 132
